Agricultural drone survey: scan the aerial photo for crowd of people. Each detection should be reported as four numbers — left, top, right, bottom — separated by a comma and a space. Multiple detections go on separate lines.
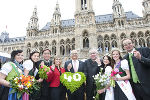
0, 38, 150, 100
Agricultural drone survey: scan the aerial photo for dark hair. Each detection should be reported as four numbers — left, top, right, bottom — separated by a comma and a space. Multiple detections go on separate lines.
100, 55, 112, 74
42, 49, 51, 54
10, 50, 23, 62
102, 55, 112, 67
122, 38, 134, 46
29, 50, 40, 60
29, 50, 40, 73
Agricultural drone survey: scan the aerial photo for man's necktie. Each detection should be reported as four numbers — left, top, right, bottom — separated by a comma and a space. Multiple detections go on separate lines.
129, 53, 140, 83
73, 61, 77, 72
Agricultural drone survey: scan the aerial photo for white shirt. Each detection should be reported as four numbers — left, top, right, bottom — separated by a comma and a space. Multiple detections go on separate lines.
120, 59, 129, 70
72, 60, 79, 72
23, 60, 38, 77
128, 48, 136, 54
105, 66, 112, 75
0, 62, 22, 76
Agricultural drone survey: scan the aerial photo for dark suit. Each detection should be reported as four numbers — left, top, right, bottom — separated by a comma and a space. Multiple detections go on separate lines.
37, 60, 52, 100
124, 47, 150, 100
64, 60, 85, 100
83, 59, 100, 100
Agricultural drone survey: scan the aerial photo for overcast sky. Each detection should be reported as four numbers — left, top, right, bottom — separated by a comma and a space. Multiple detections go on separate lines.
0, 0, 143, 38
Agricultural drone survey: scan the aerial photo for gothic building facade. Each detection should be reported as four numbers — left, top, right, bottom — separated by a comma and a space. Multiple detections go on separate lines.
1, 0, 150, 60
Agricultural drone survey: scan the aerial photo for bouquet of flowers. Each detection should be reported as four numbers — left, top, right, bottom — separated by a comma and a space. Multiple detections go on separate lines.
93, 68, 110, 100
38, 65, 50, 79
60, 72, 86, 93
9, 75, 40, 99
110, 68, 122, 87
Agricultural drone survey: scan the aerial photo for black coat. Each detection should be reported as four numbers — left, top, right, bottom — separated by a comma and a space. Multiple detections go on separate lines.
64, 60, 85, 100
83, 59, 100, 100
124, 47, 150, 96
37, 60, 52, 100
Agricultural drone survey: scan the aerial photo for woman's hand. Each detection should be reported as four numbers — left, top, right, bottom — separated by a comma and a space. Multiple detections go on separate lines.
97, 88, 105, 94
51, 65, 55, 71
112, 76, 119, 81
40, 61, 44, 66
95, 58, 101, 66
37, 78, 43, 83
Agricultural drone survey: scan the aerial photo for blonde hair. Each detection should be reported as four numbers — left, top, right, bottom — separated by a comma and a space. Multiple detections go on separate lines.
53, 55, 62, 66
111, 48, 123, 60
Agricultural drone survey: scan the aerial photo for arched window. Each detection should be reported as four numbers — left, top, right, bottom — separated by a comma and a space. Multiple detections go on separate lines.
130, 32, 136, 38
97, 35, 103, 53
60, 39, 65, 55
44, 41, 49, 47
66, 39, 71, 55
26, 48, 30, 57
104, 34, 109, 41
139, 38, 145, 47
147, 37, 150, 47
112, 40, 117, 48
39, 47, 43, 56
120, 33, 126, 40
39, 41, 44, 47
121, 20, 124, 26
111, 34, 117, 40
98, 42, 103, 53
104, 41, 110, 52
83, 32, 89, 48
138, 31, 144, 38
97, 35, 103, 41
60, 46, 65, 55
34, 42, 38, 48
52, 40, 57, 55
132, 39, 138, 47
145, 30, 150, 37
27, 42, 31, 48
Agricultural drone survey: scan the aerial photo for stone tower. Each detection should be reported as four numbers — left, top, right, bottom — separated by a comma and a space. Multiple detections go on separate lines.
75, 0, 97, 58
26, 6, 39, 37
26, 7, 39, 57
112, 0, 126, 28
142, 0, 150, 23
50, 1, 61, 33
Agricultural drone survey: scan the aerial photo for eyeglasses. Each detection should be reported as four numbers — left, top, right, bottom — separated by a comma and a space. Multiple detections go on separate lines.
123, 42, 132, 46
43, 53, 50, 55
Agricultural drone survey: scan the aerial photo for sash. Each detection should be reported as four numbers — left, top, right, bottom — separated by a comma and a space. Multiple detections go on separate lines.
116, 74, 136, 100
9, 62, 20, 77
105, 87, 114, 100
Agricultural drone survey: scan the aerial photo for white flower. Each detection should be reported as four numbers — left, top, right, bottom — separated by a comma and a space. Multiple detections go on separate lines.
14, 77, 18, 81
25, 87, 28, 89
18, 84, 23, 89
64, 74, 68, 80
73, 73, 81, 81
68, 76, 72, 82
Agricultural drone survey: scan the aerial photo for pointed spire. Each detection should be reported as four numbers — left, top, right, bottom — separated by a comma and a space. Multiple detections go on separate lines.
51, 1, 61, 26
142, 0, 150, 17
27, 6, 39, 30
112, 0, 125, 18
54, 0, 61, 15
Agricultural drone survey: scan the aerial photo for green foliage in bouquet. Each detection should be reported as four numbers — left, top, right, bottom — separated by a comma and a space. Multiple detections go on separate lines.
93, 68, 110, 100
9, 75, 40, 99
38, 65, 50, 79
60, 72, 86, 93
